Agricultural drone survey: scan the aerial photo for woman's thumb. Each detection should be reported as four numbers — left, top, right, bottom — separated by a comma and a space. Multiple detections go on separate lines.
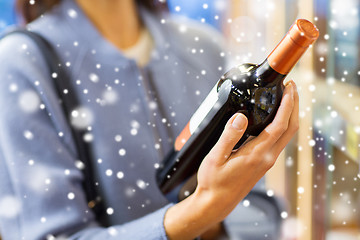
207, 113, 248, 164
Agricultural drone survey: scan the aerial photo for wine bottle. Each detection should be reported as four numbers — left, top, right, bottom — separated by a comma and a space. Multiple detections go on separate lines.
156, 19, 319, 202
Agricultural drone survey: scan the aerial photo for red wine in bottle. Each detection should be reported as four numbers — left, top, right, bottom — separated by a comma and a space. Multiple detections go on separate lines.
156, 19, 319, 201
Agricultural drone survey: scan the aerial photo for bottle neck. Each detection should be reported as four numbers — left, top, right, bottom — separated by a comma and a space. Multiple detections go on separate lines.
267, 33, 309, 75
255, 59, 286, 83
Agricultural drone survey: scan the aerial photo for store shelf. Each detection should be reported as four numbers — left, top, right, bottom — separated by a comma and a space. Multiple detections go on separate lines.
314, 80, 360, 165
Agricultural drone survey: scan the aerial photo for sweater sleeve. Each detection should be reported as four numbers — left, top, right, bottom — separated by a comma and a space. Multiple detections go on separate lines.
0, 34, 171, 240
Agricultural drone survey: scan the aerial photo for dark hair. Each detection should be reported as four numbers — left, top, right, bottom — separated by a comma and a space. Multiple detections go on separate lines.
16, 0, 168, 24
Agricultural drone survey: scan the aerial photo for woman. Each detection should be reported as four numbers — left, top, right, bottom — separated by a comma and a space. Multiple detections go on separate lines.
0, 0, 299, 239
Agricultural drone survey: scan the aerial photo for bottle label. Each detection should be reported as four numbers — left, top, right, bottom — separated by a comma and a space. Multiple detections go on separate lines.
175, 83, 219, 151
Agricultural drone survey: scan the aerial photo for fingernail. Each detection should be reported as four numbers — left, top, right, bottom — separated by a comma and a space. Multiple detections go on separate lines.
287, 80, 297, 92
284, 81, 294, 98
284, 80, 292, 87
291, 80, 298, 93
232, 114, 247, 130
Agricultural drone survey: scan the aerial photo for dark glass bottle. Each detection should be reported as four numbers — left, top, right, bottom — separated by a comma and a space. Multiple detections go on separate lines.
156, 19, 319, 202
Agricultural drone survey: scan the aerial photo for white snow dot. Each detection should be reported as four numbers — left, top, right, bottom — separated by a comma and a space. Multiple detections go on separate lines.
28, 159, 34, 166
136, 179, 147, 189
117, 171, 124, 179
243, 199, 250, 207
45, 178, 51, 185
89, 73, 99, 83
330, 111, 338, 118
267, 189, 274, 197
203, 3, 208, 9
148, 101, 157, 110
315, 120, 323, 128
179, 25, 187, 33
52, 72, 58, 78
115, 135, 122, 142
71, 110, 79, 118
83, 133, 94, 142
75, 160, 85, 170
308, 84, 316, 92
119, 148, 126, 156
297, 187, 305, 194
9, 83, 18, 92
281, 211, 288, 219
67, 192, 75, 200
103, 90, 118, 104
108, 227, 118, 236
46, 234, 56, 240
19, 90, 40, 113
201, 70, 206, 75
328, 164, 335, 172
130, 128, 138, 136
40, 217, 47, 223
64, 169, 70, 175
106, 208, 114, 215
24, 130, 34, 140
131, 120, 140, 129
106, 169, 113, 176
67, 9, 78, 18
154, 163, 160, 169
309, 139, 316, 147
286, 157, 294, 167
175, 6, 181, 12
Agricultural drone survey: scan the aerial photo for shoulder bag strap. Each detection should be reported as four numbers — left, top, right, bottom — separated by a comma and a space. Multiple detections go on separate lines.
2, 29, 104, 219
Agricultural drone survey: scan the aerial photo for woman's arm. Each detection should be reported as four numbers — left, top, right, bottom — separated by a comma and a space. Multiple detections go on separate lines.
164, 81, 299, 240
0, 34, 173, 240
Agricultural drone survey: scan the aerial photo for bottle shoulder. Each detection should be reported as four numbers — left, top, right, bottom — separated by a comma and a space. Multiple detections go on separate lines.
218, 61, 285, 92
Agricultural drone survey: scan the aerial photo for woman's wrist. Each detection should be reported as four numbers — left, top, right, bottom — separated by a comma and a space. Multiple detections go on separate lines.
164, 189, 221, 240
200, 221, 228, 240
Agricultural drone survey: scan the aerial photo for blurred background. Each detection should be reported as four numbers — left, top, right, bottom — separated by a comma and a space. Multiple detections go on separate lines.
1, 0, 359, 239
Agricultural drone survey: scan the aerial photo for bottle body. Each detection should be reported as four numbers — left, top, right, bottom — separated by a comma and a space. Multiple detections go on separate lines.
156, 60, 286, 200
156, 19, 319, 202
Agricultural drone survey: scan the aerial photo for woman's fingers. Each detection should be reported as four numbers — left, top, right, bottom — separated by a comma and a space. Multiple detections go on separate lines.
206, 113, 248, 165
270, 81, 299, 157
243, 82, 295, 154
205, 81, 297, 168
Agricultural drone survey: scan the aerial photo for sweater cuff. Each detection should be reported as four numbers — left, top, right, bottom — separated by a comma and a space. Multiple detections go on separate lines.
112, 203, 174, 240
158, 203, 174, 240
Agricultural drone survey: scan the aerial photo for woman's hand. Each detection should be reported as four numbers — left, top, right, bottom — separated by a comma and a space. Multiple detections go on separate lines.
164, 81, 299, 240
